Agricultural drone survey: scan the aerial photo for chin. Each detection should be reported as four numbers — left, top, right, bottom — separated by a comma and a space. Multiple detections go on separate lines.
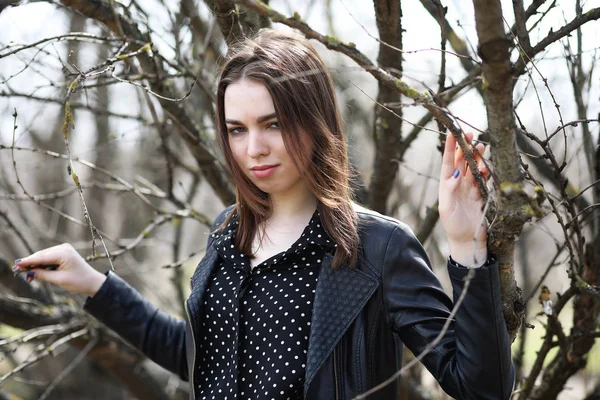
248, 180, 274, 194
255, 184, 277, 195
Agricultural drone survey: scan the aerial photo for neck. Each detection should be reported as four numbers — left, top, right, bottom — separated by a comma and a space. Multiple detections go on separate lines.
268, 184, 317, 227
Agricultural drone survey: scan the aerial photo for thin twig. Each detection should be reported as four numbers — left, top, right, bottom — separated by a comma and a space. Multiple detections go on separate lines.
60, 80, 114, 269
162, 248, 205, 269
0, 182, 166, 202
0, 209, 34, 254
0, 33, 135, 59
0, 327, 89, 385
110, 69, 197, 103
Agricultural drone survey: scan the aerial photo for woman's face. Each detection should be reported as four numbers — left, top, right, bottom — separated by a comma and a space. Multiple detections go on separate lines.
224, 79, 311, 198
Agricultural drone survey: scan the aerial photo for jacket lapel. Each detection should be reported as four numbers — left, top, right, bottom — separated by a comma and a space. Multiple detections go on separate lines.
304, 254, 379, 392
187, 244, 219, 327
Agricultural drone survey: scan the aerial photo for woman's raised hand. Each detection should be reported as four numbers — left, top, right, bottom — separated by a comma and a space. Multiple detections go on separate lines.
438, 132, 490, 268
12, 243, 106, 297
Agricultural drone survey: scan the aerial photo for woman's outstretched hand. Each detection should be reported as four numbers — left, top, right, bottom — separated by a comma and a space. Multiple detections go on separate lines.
12, 243, 106, 297
438, 132, 490, 268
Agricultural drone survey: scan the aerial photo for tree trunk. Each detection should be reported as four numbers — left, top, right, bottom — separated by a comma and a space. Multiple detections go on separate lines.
472, 0, 527, 340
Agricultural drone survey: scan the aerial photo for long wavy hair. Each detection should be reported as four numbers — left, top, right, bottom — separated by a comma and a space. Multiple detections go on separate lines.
215, 29, 359, 269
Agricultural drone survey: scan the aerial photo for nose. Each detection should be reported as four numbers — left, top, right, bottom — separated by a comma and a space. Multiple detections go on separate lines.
246, 128, 269, 159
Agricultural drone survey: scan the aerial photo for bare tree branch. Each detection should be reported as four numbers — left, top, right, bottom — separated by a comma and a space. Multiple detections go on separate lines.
512, 0, 531, 53
513, 7, 600, 75
418, 0, 478, 73
203, 0, 245, 45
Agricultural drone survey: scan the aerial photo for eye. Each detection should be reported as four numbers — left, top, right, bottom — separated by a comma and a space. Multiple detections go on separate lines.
227, 126, 245, 135
268, 121, 280, 130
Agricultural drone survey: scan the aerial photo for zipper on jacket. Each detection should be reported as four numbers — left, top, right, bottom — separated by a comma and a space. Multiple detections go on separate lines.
333, 347, 340, 400
185, 300, 197, 400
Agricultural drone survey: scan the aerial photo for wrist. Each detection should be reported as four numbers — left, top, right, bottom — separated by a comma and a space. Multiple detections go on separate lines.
449, 241, 488, 268
85, 270, 107, 297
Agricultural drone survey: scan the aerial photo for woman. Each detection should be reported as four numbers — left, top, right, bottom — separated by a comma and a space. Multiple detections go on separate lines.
13, 29, 514, 399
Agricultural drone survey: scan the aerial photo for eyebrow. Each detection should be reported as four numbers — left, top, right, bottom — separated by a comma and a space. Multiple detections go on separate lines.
225, 113, 278, 125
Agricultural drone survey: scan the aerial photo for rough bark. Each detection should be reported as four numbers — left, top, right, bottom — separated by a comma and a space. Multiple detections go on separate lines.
367, 0, 403, 214
472, 0, 527, 340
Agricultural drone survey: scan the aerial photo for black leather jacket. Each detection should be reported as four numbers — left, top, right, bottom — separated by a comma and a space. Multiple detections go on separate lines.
84, 205, 514, 399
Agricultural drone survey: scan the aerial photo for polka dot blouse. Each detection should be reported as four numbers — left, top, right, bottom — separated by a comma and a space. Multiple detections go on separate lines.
196, 209, 335, 400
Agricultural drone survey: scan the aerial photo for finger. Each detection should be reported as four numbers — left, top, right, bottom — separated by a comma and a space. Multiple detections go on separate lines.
21, 267, 62, 285
473, 143, 485, 165
463, 140, 486, 184
465, 160, 474, 183
14, 263, 58, 278
469, 144, 489, 181
444, 148, 465, 194
477, 156, 490, 179
454, 133, 475, 167
15, 245, 65, 270
441, 133, 457, 179
464, 132, 474, 144
465, 159, 489, 189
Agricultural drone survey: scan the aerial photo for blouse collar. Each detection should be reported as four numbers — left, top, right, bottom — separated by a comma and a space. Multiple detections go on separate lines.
212, 209, 336, 268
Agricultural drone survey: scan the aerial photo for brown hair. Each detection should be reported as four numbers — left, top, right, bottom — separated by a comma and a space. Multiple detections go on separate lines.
215, 29, 359, 269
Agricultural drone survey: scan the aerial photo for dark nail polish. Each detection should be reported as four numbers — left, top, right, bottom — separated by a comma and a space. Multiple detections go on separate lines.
453, 168, 460, 178
12, 265, 19, 271
26, 271, 35, 281
15, 259, 21, 263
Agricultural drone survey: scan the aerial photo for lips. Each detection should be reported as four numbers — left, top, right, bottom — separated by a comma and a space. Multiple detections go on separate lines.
251, 164, 278, 171
250, 164, 279, 178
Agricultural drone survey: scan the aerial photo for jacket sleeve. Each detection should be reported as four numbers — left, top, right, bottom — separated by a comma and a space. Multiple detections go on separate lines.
82, 206, 233, 381
382, 223, 515, 400
83, 271, 189, 381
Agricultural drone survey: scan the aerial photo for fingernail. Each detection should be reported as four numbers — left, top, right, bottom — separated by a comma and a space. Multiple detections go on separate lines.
453, 168, 460, 178
12, 265, 19, 271
15, 259, 21, 263
25, 271, 35, 282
